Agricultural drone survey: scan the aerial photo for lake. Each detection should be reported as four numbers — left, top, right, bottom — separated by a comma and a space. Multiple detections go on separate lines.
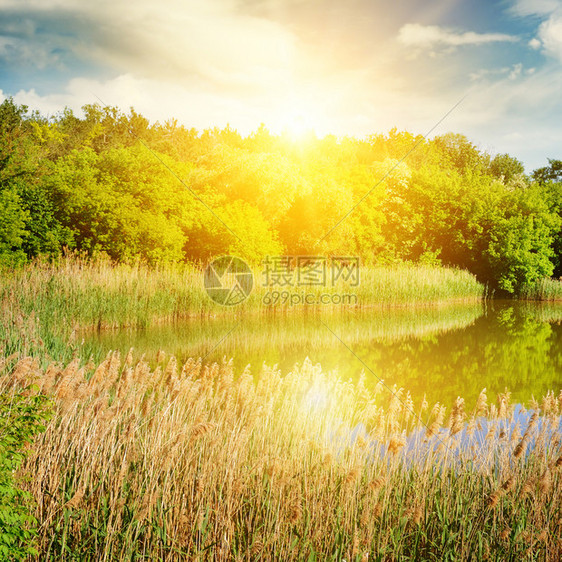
82, 300, 562, 409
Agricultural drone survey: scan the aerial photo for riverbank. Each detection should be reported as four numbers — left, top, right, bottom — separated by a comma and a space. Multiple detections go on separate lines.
0, 256, 484, 362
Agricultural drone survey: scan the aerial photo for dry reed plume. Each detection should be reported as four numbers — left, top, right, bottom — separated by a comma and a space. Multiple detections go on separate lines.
2, 354, 561, 560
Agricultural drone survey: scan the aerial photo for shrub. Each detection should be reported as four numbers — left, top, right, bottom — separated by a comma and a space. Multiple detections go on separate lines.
0, 376, 51, 560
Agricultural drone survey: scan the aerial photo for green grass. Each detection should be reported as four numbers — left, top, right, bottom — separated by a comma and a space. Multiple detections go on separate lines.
356, 264, 484, 305
0, 255, 484, 363
520, 277, 562, 301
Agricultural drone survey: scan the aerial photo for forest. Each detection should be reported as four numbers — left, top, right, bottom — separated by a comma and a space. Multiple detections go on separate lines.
2, 97, 562, 294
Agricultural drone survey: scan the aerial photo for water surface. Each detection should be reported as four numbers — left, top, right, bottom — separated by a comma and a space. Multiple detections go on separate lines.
82, 301, 562, 409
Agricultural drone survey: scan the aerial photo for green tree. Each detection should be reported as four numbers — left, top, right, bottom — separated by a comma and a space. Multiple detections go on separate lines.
185, 199, 283, 263
532, 158, 562, 184
0, 188, 28, 266
433, 133, 490, 175
489, 153, 526, 184
45, 146, 193, 264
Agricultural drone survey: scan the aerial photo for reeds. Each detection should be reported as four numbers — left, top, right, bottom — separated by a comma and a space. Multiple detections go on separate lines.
520, 278, 562, 301
2, 354, 560, 561
0, 255, 483, 363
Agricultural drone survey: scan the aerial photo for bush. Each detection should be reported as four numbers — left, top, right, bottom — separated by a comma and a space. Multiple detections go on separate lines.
0, 380, 51, 560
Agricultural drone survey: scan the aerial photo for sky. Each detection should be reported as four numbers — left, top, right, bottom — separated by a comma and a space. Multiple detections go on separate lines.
1, 0, 561, 171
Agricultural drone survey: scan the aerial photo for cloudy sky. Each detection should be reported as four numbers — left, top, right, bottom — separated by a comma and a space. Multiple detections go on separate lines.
1, 0, 561, 170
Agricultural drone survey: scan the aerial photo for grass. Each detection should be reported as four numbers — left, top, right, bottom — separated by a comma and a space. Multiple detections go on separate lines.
0, 255, 484, 363
3, 353, 561, 560
356, 265, 484, 306
521, 278, 562, 301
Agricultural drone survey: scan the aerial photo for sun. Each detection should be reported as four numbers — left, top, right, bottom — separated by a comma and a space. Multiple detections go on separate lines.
273, 94, 328, 140
284, 109, 315, 139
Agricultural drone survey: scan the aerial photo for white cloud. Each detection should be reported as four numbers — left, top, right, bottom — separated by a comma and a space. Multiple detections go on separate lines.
469, 63, 526, 82
398, 23, 518, 50
4, 68, 454, 143
9, 73, 360, 138
0, 0, 298, 93
510, 0, 562, 62
537, 14, 562, 61
509, 63, 523, 79
10, 75, 269, 131
452, 64, 562, 167
0, 34, 61, 69
509, 0, 561, 17
469, 66, 507, 81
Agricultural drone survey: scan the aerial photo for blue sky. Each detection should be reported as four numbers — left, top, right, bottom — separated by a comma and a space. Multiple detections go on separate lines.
1, 0, 561, 171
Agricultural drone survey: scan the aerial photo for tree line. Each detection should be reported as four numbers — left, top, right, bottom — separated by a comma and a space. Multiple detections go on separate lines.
1, 97, 562, 293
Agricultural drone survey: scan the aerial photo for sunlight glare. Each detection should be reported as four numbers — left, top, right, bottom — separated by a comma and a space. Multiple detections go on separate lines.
303, 384, 330, 413
283, 109, 315, 139
273, 92, 328, 140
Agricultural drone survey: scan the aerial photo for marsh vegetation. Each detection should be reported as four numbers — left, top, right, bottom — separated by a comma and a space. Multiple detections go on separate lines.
3, 354, 561, 560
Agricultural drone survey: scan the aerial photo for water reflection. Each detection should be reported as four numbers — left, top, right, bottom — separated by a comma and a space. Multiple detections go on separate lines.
344, 405, 562, 469
82, 301, 562, 409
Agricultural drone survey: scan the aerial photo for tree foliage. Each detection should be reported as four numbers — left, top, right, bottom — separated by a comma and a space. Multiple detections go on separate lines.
1, 97, 562, 293
532, 158, 562, 184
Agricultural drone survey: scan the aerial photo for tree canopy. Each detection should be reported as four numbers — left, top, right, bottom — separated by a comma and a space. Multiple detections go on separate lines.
1, 97, 561, 293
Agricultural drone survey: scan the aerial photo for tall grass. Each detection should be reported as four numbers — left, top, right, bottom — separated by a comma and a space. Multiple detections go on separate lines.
521, 278, 562, 301
0, 255, 210, 362
0, 255, 483, 361
4, 354, 561, 560
357, 264, 484, 305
